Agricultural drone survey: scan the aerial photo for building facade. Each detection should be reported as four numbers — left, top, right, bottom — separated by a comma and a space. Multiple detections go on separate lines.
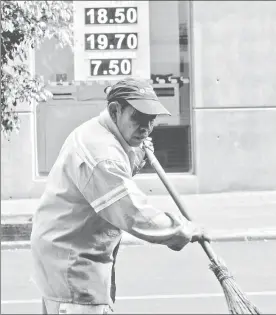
2, 1, 276, 199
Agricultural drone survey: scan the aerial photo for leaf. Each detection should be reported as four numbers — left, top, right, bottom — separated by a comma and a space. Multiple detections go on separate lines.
1, 0, 73, 135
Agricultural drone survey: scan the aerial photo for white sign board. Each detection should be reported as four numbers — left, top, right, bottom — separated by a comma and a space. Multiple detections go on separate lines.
73, 1, 150, 81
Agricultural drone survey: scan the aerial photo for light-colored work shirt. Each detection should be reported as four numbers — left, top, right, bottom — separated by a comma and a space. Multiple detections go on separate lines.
31, 109, 196, 309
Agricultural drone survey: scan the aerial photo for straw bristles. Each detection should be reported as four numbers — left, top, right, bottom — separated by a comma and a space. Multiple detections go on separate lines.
209, 260, 261, 314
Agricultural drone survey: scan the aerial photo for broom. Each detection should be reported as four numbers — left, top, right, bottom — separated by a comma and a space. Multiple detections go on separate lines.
144, 147, 261, 314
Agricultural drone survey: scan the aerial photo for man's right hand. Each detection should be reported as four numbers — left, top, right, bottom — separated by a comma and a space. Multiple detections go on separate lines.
190, 226, 211, 243
163, 214, 211, 251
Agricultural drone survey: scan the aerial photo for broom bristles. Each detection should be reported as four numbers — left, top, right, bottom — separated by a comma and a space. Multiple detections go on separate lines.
209, 259, 261, 314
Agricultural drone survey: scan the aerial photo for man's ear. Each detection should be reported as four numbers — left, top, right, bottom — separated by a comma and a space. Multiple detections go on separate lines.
108, 101, 120, 123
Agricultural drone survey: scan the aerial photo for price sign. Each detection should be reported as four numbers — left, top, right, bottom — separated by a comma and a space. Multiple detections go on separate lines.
74, 1, 150, 81
85, 7, 138, 25
90, 59, 132, 76
85, 33, 138, 50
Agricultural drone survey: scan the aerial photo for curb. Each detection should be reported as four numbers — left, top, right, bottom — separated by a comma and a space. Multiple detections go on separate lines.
1, 222, 32, 242
2, 229, 276, 250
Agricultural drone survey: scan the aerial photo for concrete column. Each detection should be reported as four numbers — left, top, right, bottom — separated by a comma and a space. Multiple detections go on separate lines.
191, 1, 276, 192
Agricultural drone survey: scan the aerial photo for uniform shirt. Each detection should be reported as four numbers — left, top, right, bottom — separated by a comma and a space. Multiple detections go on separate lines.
31, 109, 196, 309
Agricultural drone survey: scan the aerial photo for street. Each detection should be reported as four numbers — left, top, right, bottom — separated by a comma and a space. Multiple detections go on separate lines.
2, 1, 276, 315
2, 241, 276, 314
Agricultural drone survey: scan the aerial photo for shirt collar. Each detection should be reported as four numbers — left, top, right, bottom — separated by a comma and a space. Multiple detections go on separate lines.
98, 109, 136, 155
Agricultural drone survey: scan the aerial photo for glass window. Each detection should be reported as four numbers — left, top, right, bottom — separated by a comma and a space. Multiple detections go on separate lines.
35, 1, 192, 174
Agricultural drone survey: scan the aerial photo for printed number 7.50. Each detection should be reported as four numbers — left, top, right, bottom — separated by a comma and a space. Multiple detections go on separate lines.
90, 59, 131, 76
90, 60, 119, 75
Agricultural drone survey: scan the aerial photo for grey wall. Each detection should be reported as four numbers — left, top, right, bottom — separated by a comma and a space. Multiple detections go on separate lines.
191, 1, 276, 192
1, 113, 46, 199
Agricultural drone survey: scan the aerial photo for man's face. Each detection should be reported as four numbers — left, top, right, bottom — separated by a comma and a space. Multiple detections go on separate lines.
116, 105, 156, 147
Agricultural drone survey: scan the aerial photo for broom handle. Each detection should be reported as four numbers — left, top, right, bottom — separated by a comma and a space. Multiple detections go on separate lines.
145, 148, 219, 265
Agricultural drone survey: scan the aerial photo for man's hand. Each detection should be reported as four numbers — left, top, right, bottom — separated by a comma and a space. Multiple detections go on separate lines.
132, 137, 154, 176
190, 226, 211, 243
162, 214, 211, 251
167, 224, 211, 251
142, 137, 154, 152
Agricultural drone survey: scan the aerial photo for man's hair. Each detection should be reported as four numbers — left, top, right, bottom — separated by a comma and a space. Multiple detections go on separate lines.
107, 98, 137, 115
108, 98, 129, 109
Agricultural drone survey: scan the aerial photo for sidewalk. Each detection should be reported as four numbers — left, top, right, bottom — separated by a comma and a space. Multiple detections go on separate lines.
2, 191, 276, 249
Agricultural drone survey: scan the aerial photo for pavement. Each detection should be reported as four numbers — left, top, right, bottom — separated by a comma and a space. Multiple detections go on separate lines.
1, 191, 276, 249
1, 190, 276, 249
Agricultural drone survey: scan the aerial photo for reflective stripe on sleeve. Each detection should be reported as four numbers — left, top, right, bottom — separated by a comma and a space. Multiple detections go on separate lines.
91, 178, 142, 213
91, 184, 129, 213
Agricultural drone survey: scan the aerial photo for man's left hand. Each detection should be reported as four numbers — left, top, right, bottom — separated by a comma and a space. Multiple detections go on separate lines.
133, 137, 154, 175
142, 137, 154, 153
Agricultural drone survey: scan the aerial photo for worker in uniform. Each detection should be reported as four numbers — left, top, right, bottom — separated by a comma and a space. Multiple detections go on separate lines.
31, 77, 210, 314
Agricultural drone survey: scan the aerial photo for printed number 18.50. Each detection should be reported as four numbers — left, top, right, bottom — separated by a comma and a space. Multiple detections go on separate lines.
86, 7, 137, 24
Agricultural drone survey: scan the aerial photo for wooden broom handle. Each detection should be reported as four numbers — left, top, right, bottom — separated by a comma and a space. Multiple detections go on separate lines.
145, 147, 219, 265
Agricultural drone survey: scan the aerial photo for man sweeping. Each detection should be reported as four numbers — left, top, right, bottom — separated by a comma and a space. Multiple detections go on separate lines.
31, 77, 210, 314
